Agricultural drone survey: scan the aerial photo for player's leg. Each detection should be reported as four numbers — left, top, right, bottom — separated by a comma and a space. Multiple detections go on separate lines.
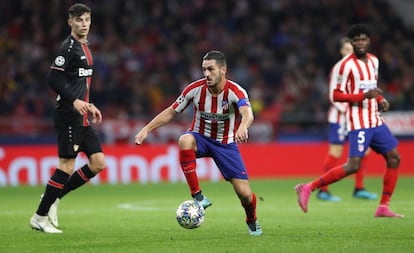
30, 126, 80, 233
231, 178, 262, 236
318, 123, 345, 201
58, 153, 105, 198
30, 158, 74, 233
48, 127, 104, 228
353, 149, 377, 200
295, 129, 368, 213
178, 133, 211, 209
295, 157, 360, 213
318, 143, 343, 201
212, 143, 261, 235
372, 125, 403, 218
58, 126, 105, 199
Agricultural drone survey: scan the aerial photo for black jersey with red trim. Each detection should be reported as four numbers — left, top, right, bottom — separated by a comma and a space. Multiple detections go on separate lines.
49, 35, 94, 127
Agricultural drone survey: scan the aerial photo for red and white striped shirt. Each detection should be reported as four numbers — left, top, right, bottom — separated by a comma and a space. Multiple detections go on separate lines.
172, 78, 250, 144
328, 60, 348, 126
335, 53, 384, 131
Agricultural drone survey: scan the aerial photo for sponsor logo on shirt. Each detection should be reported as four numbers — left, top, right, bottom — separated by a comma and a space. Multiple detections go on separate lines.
359, 80, 377, 91
78, 68, 93, 77
200, 112, 230, 122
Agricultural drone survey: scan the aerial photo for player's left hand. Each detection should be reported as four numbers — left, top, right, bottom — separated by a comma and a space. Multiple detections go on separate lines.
379, 99, 390, 112
235, 127, 249, 143
88, 103, 102, 124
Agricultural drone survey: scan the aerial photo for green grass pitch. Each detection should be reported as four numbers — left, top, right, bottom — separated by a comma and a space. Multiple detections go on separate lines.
0, 177, 413, 253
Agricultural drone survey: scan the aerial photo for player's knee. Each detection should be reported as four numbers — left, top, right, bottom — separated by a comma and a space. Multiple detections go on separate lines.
387, 154, 400, 168
89, 153, 106, 173
235, 187, 252, 202
178, 134, 196, 150
346, 162, 360, 174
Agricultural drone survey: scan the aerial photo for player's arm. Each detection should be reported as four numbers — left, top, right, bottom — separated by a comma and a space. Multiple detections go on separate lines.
333, 88, 383, 102
48, 68, 90, 115
88, 103, 102, 124
377, 95, 389, 112
47, 69, 77, 103
134, 106, 177, 145
235, 101, 254, 143
328, 64, 347, 112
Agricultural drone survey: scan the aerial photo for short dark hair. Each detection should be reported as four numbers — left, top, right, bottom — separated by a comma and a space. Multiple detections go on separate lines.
347, 24, 371, 38
339, 37, 351, 47
68, 3, 91, 18
203, 50, 227, 66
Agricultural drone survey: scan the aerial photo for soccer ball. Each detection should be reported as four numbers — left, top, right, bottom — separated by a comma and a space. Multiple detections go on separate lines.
176, 200, 205, 229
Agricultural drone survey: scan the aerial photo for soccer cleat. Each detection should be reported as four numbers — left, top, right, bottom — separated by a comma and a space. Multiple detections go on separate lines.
317, 190, 341, 202
196, 196, 212, 209
40, 194, 60, 227
374, 205, 404, 218
48, 198, 60, 228
30, 214, 63, 233
295, 184, 311, 213
246, 220, 262, 236
353, 189, 378, 200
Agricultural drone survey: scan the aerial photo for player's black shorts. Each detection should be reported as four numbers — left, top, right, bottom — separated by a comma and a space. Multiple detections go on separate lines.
55, 126, 103, 158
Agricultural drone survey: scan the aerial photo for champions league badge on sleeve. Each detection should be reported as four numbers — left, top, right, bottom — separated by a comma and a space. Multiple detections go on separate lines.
54, 56, 65, 66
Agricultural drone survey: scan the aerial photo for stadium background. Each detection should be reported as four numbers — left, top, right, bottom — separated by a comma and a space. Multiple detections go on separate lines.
1, 0, 413, 186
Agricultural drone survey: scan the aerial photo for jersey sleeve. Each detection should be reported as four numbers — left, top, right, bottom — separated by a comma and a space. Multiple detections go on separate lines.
328, 63, 347, 112
228, 81, 250, 108
51, 43, 72, 71
48, 41, 77, 102
172, 87, 194, 113
333, 59, 365, 103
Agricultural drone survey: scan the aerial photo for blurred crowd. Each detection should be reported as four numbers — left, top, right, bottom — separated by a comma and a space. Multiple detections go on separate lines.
1, 0, 414, 142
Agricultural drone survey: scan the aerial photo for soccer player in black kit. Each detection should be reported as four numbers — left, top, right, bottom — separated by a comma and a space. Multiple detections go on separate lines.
30, 3, 105, 233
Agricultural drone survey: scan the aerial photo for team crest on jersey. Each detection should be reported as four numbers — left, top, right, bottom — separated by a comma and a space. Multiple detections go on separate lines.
54, 56, 65, 66
221, 100, 229, 111
358, 144, 364, 152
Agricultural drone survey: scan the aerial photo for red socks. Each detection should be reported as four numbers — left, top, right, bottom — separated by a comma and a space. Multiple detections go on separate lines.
354, 157, 368, 189
320, 155, 341, 192
179, 149, 200, 196
310, 165, 347, 191
380, 168, 398, 206
242, 193, 257, 222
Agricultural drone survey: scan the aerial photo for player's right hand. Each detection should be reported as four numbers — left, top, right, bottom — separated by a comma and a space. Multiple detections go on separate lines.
73, 99, 90, 115
134, 130, 147, 145
364, 88, 383, 99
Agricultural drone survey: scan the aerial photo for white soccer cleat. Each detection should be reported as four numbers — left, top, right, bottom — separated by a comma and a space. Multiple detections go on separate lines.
48, 198, 60, 228
40, 194, 60, 228
30, 214, 62, 233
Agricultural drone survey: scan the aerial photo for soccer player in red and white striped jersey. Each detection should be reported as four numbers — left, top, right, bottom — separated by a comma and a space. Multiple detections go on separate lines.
296, 24, 403, 218
135, 51, 262, 235
317, 37, 377, 202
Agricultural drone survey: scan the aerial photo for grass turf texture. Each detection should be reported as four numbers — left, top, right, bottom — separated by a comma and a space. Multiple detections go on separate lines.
0, 177, 413, 253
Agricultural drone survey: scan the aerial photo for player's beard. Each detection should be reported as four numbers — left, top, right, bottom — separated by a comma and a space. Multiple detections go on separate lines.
207, 73, 222, 88
354, 49, 367, 58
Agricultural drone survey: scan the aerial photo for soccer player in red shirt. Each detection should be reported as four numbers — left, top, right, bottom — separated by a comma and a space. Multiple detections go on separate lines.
295, 24, 403, 218
317, 37, 377, 201
135, 50, 262, 235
